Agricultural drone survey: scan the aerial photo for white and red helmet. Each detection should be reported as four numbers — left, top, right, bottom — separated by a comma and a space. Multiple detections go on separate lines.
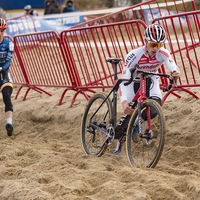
0, 18, 7, 30
24, 5, 32, 11
145, 24, 166, 44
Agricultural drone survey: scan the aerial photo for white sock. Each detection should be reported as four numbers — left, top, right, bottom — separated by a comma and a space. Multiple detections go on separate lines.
115, 140, 123, 151
7, 118, 12, 124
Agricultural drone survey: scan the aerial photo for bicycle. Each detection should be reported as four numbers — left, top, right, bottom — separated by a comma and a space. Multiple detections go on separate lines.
81, 58, 176, 168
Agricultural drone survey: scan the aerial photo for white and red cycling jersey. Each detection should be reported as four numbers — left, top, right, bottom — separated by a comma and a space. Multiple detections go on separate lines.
119, 46, 180, 103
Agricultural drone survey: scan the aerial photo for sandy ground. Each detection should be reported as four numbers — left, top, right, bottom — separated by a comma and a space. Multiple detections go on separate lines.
0, 83, 200, 200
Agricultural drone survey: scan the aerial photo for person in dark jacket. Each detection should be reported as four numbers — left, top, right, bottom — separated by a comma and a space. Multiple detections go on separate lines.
63, 0, 75, 13
44, 0, 60, 15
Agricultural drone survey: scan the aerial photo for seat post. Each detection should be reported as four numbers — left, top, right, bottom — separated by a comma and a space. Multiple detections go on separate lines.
112, 62, 118, 81
106, 58, 123, 81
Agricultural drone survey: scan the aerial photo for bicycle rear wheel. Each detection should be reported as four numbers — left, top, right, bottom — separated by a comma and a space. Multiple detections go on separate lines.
126, 99, 165, 168
81, 92, 113, 156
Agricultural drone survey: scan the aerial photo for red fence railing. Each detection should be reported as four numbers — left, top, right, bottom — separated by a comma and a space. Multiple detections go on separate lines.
151, 10, 200, 104
61, 20, 147, 88
10, 20, 147, 106
12, 30, 77, 102
5, 1, 200, 106
73, 0, 196, 28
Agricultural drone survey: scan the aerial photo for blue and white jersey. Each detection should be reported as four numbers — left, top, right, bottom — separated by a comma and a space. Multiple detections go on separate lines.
0, 38, 14, 71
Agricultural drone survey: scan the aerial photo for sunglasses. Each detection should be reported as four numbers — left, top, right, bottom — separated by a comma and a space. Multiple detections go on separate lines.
148, 42, 163, 49
0, 29, 6, 33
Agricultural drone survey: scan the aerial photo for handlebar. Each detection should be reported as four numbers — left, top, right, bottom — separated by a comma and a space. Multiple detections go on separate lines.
124, 64, 139, 86
124, 65, 177, 92
163, 79, 174, 92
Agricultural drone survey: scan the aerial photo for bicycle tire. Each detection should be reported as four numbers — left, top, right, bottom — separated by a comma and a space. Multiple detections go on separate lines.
81, 92, 113, 157
126, 99, 165, 168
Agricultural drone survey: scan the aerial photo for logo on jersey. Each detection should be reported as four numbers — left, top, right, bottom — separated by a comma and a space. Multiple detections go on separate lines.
9, 42, 14, 51
126, 53, 136, 63
138, 54, 149, 64
0, 52, 6, 59
140, 64, 160, 71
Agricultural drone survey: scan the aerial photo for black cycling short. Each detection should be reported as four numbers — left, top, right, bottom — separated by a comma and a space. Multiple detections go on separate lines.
0, 70, 13, 91
0, 70, 13, 112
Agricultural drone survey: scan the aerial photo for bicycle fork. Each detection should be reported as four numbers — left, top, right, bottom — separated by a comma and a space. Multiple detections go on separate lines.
137, 76, 153, 141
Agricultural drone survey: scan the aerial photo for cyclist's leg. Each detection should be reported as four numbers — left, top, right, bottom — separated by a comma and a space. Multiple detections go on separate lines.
114, 82, 136, 155
1, 72, 14, 136
141, 96, 161, 120
141, 75, 162, 121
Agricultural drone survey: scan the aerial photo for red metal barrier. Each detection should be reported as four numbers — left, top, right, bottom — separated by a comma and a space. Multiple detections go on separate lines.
60, 20, 147, 106
12, 21, 147, 107
13, 31, 77, 103
151, 10, 200, 104
72, 0, 196, 28
6, 1, 200, 107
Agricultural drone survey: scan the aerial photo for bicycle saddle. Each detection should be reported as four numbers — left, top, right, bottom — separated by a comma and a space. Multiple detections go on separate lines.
106, 57, 123, 63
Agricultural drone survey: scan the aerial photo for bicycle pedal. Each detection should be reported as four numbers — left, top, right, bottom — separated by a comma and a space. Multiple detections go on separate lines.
86, 127, 94, 133
92, 143, 101, 148
145, 139, 152, 145
98, 120, 106, 128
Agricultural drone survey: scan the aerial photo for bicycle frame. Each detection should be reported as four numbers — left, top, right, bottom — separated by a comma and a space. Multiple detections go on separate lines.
82, 58, 175, 167
89, 59, 134, 139
88, 61, 124, 131
132, 75, 151, 137
130, 69, 171, 138
89, 59, 172, 141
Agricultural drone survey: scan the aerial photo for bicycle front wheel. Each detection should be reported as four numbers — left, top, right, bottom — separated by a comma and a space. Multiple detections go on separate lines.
81, 92, 113, 156
126, 99, 165, 168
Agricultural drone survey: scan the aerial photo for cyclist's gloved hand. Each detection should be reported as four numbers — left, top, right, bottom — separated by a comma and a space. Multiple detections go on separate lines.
122, 100, 134, 115
0, 67, 5, 75
170, 70, 179, 80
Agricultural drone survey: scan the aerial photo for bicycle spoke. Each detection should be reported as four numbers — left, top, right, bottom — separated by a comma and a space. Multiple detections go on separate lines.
126, 99, 165, 168
81, 93, 112, 156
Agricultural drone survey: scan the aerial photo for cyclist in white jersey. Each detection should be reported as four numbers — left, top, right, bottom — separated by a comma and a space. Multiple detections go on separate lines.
0, 19, 14, 136
113, 24, 180, 155
24, 5, 39, 16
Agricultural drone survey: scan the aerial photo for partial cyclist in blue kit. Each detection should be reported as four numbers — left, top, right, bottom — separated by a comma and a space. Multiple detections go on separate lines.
0, 18, 14, 136
113, 24, 180, 155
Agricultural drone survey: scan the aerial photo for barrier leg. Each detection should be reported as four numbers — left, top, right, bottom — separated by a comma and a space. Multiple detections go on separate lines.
82, 89, 96, 100
171, 91, 182, 98
176, 87, 199, 99
32, 86, 52, 96
58, 88, 69, 106
69, 89, 97, 107
162, 90, 173, 106
69, 91, 80, 108
23, 88, 31, 101
162, 87, 199, 106
15, 85, 24, 99
31, 87, 43, 94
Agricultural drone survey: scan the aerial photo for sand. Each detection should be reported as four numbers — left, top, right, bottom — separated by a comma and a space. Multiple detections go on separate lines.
0, 83, 200, 200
